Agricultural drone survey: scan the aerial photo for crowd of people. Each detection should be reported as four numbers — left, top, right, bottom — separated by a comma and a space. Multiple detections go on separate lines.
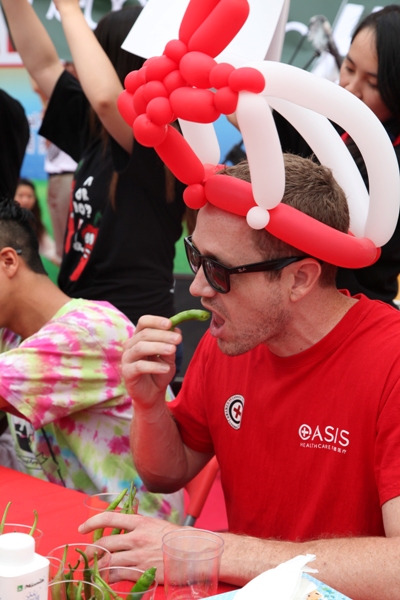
1, 1, 400, 599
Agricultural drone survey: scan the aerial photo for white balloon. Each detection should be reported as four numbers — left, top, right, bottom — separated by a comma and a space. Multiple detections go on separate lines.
178, 119, 221, 165
267, 96, 369, 238
236, 92, 285, 210
246, 206, 270, 229
252, 61, 400, 247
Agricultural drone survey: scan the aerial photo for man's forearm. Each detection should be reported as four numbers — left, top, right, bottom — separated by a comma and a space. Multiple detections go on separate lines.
219, 532, 400, 599
130, 398, 201, 492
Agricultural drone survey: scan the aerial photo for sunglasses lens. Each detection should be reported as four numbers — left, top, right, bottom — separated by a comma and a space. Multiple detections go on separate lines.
185, 241, 200, 274
205, 260, 228, 293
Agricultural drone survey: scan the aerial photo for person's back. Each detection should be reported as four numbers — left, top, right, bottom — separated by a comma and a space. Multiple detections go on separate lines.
0, 89, 30, 198
0, 197, 183, 523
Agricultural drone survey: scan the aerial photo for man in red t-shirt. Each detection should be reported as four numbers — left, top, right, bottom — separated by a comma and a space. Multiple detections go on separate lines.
81, 155, 400, 599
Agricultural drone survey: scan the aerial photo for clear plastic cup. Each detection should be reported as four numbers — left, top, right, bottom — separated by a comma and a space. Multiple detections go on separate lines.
0, 523, 43, 551
84, 492, 139, 541
162, 529, 224, 600
95, 566, 158, 600
47, 542, 111, 583
48, 578, 105, 599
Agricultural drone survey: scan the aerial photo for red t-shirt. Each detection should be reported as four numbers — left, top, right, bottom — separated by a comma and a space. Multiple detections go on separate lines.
170, 295, 400, 541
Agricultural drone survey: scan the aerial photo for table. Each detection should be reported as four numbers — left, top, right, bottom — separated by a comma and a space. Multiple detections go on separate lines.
0, 466, 236, 598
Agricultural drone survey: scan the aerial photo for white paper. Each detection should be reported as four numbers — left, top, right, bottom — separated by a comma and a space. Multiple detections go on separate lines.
234, 554, 318, 600
121, 0, 289, 63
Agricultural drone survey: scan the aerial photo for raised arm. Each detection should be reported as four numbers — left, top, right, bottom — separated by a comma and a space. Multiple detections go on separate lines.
1, 0, 63, 99
53, 0, 133, 153
122, 315, 212, 492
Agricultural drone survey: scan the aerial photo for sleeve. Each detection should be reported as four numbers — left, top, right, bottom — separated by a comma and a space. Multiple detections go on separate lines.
0, 89, 30, 197
168, 332, 215, 454
39, 70, 91, 163
375, 375, 400, 505
0, 321, 127, 430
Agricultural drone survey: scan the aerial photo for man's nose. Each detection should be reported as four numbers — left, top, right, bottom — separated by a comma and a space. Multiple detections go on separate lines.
189, 266, 216, 298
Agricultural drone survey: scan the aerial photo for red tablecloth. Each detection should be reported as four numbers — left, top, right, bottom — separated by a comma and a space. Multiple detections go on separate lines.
0, 466, 236, 598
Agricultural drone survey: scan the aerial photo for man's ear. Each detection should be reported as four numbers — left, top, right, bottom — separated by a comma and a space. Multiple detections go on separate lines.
0, 247, 21, 278
285, 258, 322, 302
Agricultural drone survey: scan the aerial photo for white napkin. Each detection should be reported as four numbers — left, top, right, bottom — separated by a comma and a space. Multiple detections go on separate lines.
234, 554, 318, 600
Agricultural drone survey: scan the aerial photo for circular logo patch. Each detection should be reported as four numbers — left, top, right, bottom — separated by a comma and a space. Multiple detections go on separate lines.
224, 395, 245, 430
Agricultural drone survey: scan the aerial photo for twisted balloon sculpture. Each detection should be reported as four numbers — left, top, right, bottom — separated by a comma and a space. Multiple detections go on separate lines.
118, 0, 400, 268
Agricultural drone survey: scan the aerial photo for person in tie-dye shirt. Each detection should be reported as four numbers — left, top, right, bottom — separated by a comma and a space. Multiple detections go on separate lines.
0, 197, 183, 523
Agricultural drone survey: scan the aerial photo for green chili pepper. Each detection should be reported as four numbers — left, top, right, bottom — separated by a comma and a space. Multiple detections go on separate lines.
93, 487, 128, 542
29, 509, 38, 536
169, 310, 210, 329
74, 580, 83, 600
110, 482, 137, 536
0, 501, 11, 534
75, 548, 94, 600
93, 573, 120, 600
129, 567, 157, 599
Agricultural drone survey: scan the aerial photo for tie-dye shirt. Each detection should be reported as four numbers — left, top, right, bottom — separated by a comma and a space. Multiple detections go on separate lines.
0, 299, 183, 523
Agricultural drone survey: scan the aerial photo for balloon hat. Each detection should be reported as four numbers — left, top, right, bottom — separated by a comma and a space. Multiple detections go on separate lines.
118, 0, 400, 268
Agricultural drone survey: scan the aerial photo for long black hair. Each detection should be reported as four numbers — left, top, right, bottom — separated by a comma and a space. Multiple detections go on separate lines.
352, 5, 400, 121
94, 5, 145, 86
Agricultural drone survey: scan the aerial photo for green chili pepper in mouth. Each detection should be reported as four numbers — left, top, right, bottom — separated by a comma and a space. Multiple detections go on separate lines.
169, 309, 210, 329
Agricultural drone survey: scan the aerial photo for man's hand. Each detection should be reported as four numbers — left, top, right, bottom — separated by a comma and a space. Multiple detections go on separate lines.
78, 512, 182, 581
122, 315, 182, 409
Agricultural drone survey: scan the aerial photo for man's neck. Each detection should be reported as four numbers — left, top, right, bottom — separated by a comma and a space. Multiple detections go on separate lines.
8, 274, 71, 340
266, 289, 358, 357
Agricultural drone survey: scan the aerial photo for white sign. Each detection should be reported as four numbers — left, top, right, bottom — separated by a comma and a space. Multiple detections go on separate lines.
121, 0, 290, 64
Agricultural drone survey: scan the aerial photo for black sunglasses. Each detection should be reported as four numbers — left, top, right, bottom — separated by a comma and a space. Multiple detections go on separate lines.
184, 236, 308, 294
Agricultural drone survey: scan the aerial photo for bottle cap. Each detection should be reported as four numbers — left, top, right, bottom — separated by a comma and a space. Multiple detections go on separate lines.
0, 532, 34, 566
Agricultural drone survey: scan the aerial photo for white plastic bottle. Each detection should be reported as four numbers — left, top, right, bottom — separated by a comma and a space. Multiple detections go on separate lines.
0, 532, 49, 600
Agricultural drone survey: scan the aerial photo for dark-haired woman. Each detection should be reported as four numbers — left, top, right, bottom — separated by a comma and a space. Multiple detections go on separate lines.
275, 5, 400, 305
15, 178, 60, 265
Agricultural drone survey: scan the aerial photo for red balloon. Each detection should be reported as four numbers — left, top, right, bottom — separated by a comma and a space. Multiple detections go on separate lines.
205, 174, 253, 215
229, 67, 265, 93
179, 0, 220, 45
132, 85, 148, 115
214, 87, 238, 115
203, 174, 381, 268
155, 125, 205, 185
146, 97, 175, 126
117, 90, 137, 126
163, 70, 187, 95
188, 0, 250, 58
170, 88, 220, 123
180, 51, 216, 88
124, 69, 146, 94
145, 55, 177, 82
143, 81, 168, 103
209, 63, 235, 89
184, 184, 207, 209
163, 39, 188, 64
133, 114, 168, 147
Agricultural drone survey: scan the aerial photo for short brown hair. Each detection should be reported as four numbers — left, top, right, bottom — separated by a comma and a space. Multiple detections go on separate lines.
221, 154, 350, 287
